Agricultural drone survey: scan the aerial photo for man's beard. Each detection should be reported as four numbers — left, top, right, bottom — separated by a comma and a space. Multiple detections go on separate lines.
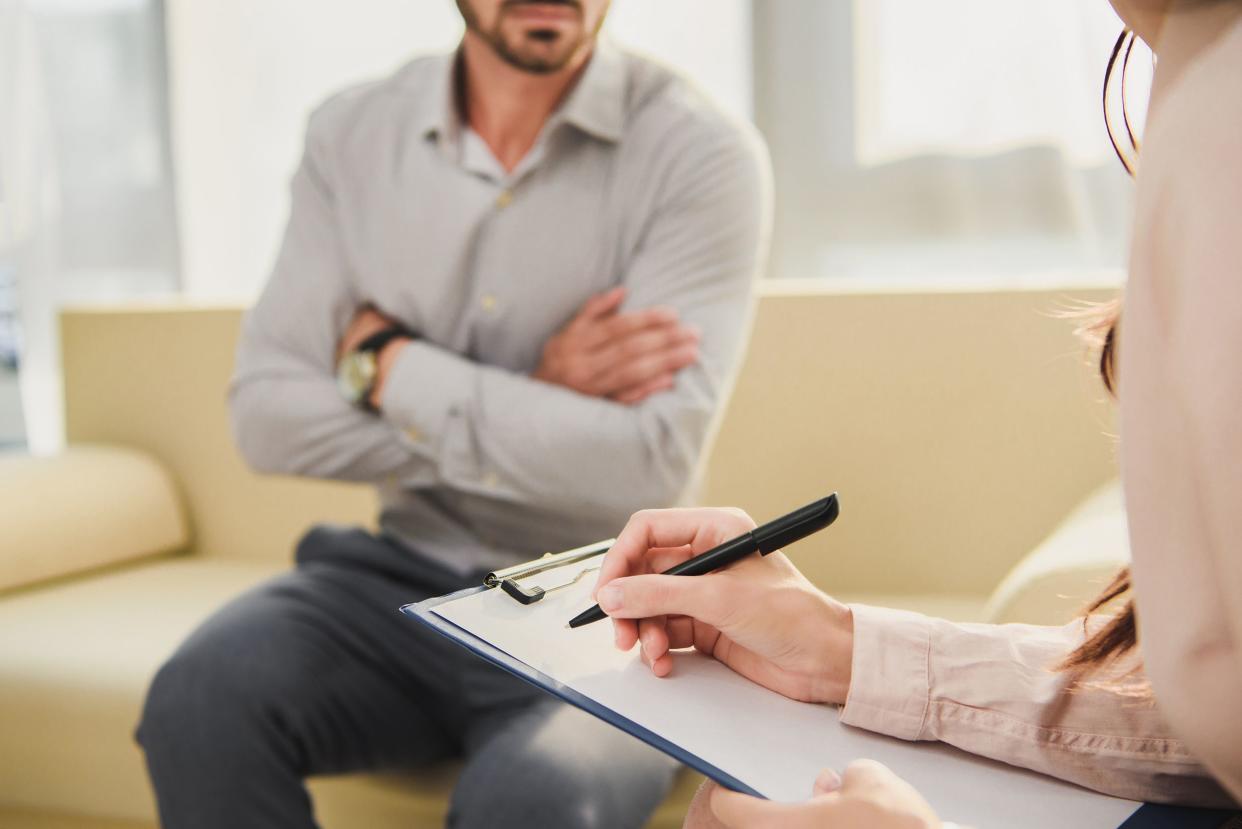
458, 0, 598, 75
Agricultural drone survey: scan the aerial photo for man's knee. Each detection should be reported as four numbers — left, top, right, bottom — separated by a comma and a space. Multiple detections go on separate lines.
139, 640, 247, 758
453, 756, 675, 829
450, 754, 617, 829
137, 613, 298, 762
451, 706, 677, 829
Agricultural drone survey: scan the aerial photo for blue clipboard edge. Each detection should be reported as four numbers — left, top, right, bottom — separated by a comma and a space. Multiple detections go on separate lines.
401, 590, 1237, 828
401, 586, 764, 799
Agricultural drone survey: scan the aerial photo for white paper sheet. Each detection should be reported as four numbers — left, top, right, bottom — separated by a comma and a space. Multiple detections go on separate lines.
432, 559, 1140, 828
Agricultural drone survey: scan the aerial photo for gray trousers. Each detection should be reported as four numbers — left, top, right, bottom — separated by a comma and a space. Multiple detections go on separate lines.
136, 525, 677, 828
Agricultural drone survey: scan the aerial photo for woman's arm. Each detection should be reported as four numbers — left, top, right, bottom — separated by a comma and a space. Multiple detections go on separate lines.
843, 606, 1229, 805
595, 509, 1231, 810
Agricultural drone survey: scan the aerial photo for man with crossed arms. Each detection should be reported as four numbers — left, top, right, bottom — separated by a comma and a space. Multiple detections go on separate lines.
137, 1, 770, 826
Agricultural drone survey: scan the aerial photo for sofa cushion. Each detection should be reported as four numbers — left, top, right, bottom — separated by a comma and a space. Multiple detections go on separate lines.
0, 558, 286, 819
0, 556, 703, 828
0, 556, 474, 826
0, 446, 188, 592
983, 481, 1130, 625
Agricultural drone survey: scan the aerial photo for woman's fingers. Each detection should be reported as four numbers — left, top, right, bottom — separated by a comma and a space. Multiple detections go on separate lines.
711, 766, 939, 829
710, 787, 819, 829
813, 768, 842, 795
612, 617, 638, 651
647, 545, 695, 572
839, 759, 904, 794
830, 760, 940, 827
598, 573, 732, 630
665, 615, 696, 650
638, 616, 669, 664
640, 618, 676, 677
597, 508, 755, 655
594, 509, 756, 599
595, 510, 693, 597
684, 780, 729, 829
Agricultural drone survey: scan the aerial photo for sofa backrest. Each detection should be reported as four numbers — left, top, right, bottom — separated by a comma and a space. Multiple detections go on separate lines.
0, 446, 189, 591
702, 284, 1116, 596
61, 283, 1117, 595
62, 307, 376, 564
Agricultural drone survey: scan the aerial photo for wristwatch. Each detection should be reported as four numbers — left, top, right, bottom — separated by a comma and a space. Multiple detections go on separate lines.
336, 324, 413, 411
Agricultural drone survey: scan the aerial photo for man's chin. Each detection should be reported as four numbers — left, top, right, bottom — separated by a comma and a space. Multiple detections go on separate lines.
497, 35, 584, 74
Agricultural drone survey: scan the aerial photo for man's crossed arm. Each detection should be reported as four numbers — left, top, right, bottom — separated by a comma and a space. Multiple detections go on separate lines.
230, 106, 770, 520
339, 287, 701, 412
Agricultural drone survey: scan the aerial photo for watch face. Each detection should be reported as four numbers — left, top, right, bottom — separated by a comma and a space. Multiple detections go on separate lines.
337, 350, 378, 404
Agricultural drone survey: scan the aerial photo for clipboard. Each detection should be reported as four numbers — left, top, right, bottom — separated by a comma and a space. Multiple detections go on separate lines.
406, 584, 762, 797
401, 543, 1238, 829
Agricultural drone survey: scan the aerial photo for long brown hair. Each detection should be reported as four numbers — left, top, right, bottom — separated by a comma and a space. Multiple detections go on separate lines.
1058, 30, 1140, 672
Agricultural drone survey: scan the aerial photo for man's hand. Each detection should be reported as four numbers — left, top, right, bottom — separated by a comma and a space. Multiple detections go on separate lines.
337, 305, 410, 410
337, 305, 394, 362
533, 287, 701, 405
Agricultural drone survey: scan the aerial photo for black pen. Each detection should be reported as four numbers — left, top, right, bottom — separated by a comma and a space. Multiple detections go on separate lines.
566, 493, 840, 629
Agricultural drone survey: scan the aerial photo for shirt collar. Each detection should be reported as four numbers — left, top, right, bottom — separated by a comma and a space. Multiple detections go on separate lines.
554, 38, 626, 143
413, 38, 627, 148
412, 51, 462, 146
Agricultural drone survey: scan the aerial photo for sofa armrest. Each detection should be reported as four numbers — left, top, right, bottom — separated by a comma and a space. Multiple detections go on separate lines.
0, 445, 189, 592
983, 481, 1129, 625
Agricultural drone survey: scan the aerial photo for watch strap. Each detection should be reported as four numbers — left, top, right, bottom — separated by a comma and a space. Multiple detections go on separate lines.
347, 323, 415, 413
355, 323, 414, 355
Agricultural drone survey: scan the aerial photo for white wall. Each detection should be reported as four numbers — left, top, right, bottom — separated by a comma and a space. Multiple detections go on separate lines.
166, 0, 752, 300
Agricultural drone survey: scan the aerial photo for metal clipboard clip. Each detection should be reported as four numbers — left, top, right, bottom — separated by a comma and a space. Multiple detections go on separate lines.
483, 538, 615, 605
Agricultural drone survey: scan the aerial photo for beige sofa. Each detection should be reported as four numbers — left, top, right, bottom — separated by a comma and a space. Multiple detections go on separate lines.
0, 282, 1127, 828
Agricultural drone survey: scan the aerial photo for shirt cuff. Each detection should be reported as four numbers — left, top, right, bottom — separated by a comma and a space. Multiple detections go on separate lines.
379, 339, 476, 447
839, 604, 933, 741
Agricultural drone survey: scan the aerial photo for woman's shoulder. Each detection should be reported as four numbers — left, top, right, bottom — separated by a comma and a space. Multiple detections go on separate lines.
1150, 18, 1242, 185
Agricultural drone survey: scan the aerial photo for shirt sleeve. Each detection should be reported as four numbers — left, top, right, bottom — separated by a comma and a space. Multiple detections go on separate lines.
839, 605, 1232, 807
378, 124, 772, 520
228, 106, 439, 486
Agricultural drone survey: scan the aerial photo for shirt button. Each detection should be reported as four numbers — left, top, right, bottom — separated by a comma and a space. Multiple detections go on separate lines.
495, 189, 513, 208
480, 294, 498, 312
483, 471, 500, 489
404, 427, 421, 442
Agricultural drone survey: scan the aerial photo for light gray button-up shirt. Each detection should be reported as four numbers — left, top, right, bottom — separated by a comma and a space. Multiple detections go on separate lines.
230, 41, 772, 575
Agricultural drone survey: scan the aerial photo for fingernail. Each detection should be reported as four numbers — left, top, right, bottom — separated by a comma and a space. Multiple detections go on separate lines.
598, 585, 622, 611
813, 768, 842, 794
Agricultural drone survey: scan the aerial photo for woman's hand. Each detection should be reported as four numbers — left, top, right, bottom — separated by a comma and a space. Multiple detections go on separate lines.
592, 507, 854, 704
686, 761, 942, 829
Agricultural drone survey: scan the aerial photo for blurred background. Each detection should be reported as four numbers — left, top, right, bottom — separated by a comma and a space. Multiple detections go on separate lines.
0, 5, 1157, 826
0, 0, 1146, 454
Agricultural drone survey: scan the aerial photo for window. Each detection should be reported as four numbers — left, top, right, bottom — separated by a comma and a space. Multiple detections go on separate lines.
163, 0, 752, 300
752, 0, 1148, 283
0, 0, 178, 449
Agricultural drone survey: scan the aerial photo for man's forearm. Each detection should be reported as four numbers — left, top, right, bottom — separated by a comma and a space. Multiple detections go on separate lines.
376, 337, 727, 520
229, 322, 438, 487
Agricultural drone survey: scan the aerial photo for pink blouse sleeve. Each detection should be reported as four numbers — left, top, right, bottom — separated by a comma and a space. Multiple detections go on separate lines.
839, 605, 1232, 806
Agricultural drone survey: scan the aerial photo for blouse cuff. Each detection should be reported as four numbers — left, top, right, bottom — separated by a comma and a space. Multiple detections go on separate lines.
839, 604, 933, 741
